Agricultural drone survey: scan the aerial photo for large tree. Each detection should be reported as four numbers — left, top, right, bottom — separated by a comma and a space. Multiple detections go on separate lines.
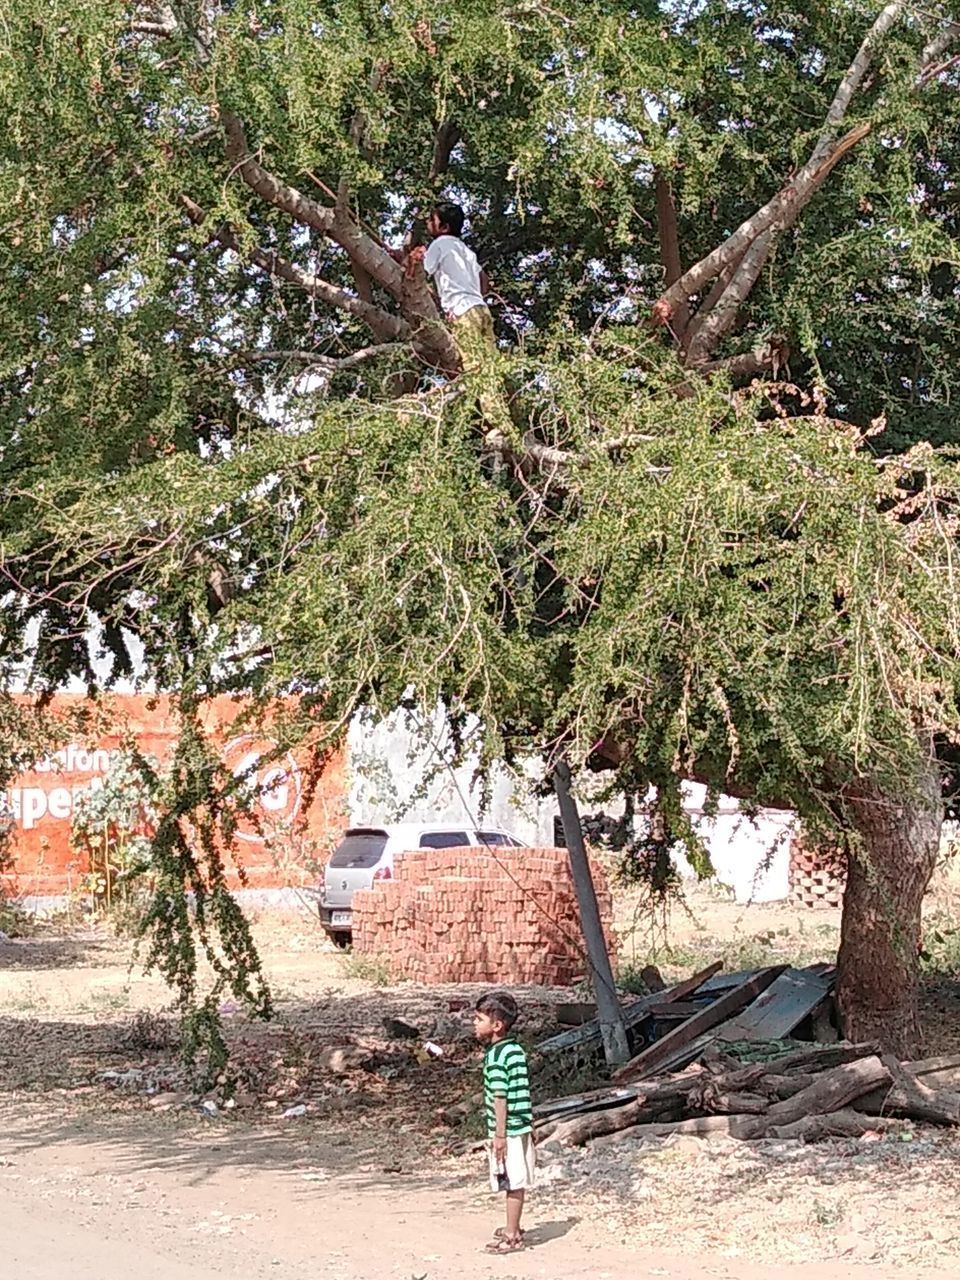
3, 1, 960, 1055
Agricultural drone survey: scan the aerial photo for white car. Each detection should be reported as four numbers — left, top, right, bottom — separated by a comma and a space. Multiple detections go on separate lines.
319, 823, 526, 944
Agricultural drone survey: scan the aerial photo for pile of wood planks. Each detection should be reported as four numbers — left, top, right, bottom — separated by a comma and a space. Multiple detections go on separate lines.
534, 961, 960, 1148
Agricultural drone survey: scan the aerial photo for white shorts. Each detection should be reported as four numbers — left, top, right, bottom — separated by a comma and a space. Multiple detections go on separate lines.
487, 1133, 536, 1192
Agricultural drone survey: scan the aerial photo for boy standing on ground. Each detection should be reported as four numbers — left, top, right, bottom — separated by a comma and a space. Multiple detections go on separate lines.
473, 991, 535, 1255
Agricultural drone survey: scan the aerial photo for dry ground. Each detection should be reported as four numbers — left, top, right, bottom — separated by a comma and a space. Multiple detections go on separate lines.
2, 883, 960, 1277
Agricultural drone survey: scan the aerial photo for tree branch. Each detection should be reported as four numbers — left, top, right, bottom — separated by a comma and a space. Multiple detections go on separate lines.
429, 119, 461, 181
921, 20, 960, 72
131, 18, 178, 36
683, 123, 866, 364
812, 2, 905, 163
654, 171, 689, 340
651, 4, 909, 335
232, 344, 411, 370
221, 112, 407, 305
680, 249, 745, 354
222, 113, 336, 237
684, 227, 776, 366
338, 62, 389, 305
178, 196, 410, 342
653, 122, 871, 330
699, 338, 790, 380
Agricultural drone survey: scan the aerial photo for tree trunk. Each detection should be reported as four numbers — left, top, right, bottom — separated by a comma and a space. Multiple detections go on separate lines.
836, 755, 942, 1056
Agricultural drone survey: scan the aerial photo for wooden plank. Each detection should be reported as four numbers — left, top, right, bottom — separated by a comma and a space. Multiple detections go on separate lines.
536, 960, 723, 1057
647, 1000, 706, 1018
611, 967, 787, 1083
533, 1086, 640, 1121
535, 999, 651, 1057
717, 967, 835, 1042
696, 968, 761, 995
657, 959, 725, 1003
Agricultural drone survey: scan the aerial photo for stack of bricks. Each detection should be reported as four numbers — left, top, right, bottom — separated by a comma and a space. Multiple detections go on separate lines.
351, 845, 615, 986
789, 835, 847, 909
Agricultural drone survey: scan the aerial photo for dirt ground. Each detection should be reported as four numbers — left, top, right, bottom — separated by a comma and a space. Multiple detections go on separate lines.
3, 884, 960, 1278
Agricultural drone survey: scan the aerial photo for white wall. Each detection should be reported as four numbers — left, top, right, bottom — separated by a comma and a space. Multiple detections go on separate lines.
346, 709, 556, 845
345, 715, 795, 903
674, 782, 794, 903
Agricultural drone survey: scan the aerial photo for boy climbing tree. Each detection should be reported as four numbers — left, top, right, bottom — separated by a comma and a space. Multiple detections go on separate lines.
393, 202, 511, 433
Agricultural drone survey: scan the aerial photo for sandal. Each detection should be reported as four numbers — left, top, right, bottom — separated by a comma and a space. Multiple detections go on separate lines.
493, 1228, 524, 1241
485, 1236, 525, 1254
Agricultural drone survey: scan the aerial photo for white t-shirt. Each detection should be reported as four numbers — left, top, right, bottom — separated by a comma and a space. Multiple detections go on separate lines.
423, 235, 485, 317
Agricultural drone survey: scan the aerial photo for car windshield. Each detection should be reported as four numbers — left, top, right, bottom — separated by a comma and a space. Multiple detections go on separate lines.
418, 831, 470, 848
329, 831, 388, 868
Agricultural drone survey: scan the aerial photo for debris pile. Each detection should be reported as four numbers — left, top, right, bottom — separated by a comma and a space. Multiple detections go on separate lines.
352, 845, 615, 985
535, 963, 960, 1147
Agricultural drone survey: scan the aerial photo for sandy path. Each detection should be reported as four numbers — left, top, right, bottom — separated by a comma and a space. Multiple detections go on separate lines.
1, 1109, 956, 1280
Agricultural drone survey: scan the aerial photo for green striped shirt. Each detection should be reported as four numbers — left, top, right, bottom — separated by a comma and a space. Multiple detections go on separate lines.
483, 1037, 532, 1137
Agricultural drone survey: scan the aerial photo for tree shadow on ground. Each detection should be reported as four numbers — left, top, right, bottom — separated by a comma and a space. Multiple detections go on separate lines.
0, 1100, 474, 1198
0, 934, 115, 971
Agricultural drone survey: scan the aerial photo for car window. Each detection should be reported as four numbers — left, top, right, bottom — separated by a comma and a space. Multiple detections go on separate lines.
418, 831, 470, 848
477, 831, 517, 847
329, 831, 388, 868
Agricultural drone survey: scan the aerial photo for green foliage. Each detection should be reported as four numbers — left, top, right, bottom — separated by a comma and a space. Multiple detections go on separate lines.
133, 699, 273, 1077
339, 950, 396, 986
919, 913, 960, 975
71, 748, 159, 916
2, 0, 960, 1047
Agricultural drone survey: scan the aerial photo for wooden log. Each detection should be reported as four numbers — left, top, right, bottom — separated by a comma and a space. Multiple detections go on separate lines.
874, 1054, 960, 1126
766, 1107, 902, 1142
855, 1053, 960, 1114
901, 1053, 960, 1090
760, 1055, 890, 1128
695, 1089, 771, 1115
712, 1062, 770, 1090
763, 1071, 819, 1099
592, 1112, 767, 1147
541, 1061, 777, 1128
701, 1047, 744, 1074
612, 967, 787, 1083
759, 1041, 880, 1076
548, 1099, 646, 1146
534, 1117, 561, 1143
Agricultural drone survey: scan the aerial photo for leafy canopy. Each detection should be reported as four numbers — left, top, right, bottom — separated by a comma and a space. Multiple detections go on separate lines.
2, 1, 960, 1054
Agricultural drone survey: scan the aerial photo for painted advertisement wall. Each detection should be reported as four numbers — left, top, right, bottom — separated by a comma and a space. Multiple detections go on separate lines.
1, 695, 348, 898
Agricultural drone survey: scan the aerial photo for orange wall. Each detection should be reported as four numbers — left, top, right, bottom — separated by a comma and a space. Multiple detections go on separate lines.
1, 695, 348, 897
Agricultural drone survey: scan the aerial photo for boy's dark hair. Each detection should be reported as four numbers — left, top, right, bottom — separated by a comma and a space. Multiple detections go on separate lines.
433, 201, 466, 237
476, 991, 519, 1030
